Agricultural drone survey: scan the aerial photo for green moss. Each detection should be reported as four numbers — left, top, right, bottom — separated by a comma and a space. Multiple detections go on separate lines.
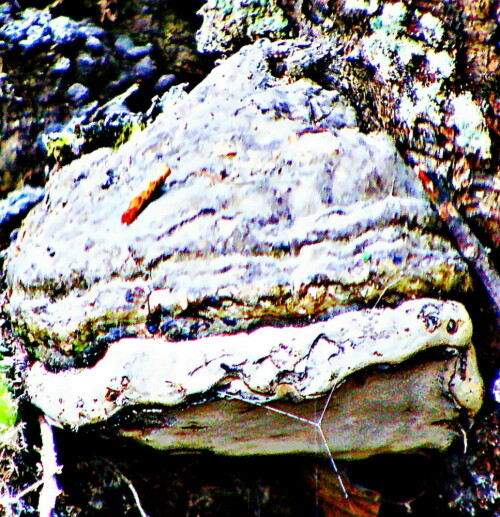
111, 119, 145, 150
246, 8, 289, 37
215, 0, 234, 16
12, 321, 52, 359
0, 371, 17, 435
42, 112, 147, 169
13, 306, 145, 368
221, 0, 289, 41
70, 310, 129, 355
43, 130, 83, 167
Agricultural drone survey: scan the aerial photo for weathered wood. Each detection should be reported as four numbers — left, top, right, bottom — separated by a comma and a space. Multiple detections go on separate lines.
116, 349, 478, 460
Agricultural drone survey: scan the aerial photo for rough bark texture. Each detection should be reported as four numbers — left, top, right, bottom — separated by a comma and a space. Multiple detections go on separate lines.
0, 1, 210, 194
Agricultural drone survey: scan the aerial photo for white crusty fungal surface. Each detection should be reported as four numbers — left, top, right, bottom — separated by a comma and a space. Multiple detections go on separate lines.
26, 298, 483, 429
5, 39, 472, 368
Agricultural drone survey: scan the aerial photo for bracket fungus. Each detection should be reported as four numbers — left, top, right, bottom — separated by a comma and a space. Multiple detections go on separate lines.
5, 39, 484, 459
25, 298, 483, 459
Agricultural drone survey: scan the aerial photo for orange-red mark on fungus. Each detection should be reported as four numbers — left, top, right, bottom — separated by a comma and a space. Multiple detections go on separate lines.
121, 166, 172, 225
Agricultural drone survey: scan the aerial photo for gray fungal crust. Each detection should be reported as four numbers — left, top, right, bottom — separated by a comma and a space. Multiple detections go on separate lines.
5, 40, 472, 367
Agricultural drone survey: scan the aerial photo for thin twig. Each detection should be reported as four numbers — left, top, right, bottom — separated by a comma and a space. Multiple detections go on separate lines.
415, 164, 500, 323
317, 381, 336, 425
0, 418, 62, 516
224, 393, 315, 426
116, 470, 150, 517
372, 277, 401, 309
8, 478, 45, 502
38, 415, 61, 517
98, 457, 150, 517
224, 391, 349, 500
316, 425, 344, 487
